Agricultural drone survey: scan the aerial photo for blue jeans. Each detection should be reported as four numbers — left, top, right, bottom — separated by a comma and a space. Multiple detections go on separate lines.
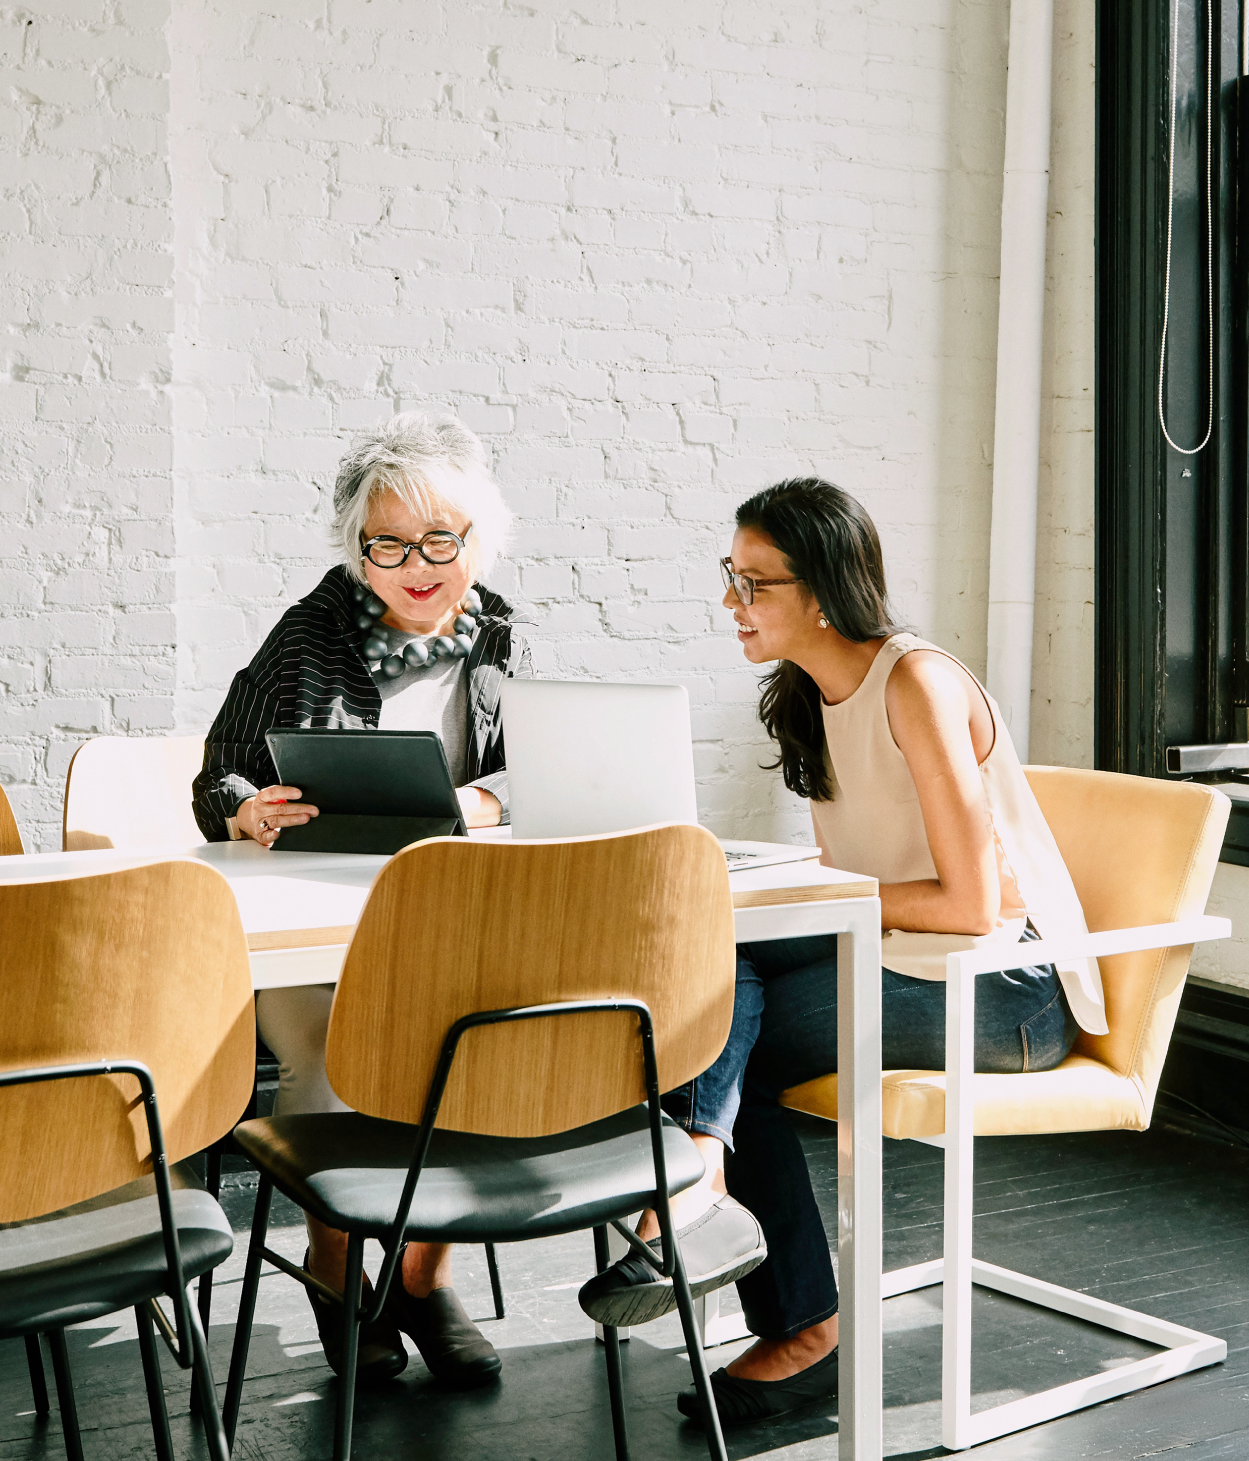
662, 931, 1077, 1339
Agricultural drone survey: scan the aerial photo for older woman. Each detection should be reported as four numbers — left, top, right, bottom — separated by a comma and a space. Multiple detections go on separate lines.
193, 412, 530, 1390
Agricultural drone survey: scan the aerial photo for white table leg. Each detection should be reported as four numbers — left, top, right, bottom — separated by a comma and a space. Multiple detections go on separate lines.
838, 901, 883, 1461
942, 961, 975, 1450
694, 1288, 751, 1347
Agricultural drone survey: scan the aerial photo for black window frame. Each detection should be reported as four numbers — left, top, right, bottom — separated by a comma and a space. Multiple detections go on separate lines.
1096, 0, 1249, 863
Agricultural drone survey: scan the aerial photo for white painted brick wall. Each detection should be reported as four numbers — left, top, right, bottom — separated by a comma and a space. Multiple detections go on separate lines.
167, 0, 1019, 848
0, 0, 174, 852
2, 0, 1097, 854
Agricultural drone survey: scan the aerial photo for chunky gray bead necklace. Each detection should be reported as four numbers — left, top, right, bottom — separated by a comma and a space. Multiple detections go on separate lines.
351, 583, 483, 680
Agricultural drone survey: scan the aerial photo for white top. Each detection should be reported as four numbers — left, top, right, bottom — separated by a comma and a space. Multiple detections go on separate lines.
808, 633, 1107, 1034
370, 625, 468, 784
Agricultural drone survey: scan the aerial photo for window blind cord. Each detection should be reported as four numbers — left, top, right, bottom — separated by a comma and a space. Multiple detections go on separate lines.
1158, 0, 1214, 457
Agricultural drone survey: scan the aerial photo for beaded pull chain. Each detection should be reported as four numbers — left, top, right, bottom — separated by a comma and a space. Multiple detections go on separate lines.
351, 583, 483, 680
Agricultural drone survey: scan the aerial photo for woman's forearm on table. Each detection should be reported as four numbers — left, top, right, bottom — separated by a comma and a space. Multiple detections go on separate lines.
191, 657, 285, 838
879, 877, 1000, 936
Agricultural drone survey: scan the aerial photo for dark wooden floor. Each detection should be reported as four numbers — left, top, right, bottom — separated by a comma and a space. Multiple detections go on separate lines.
3, 1111, 1248, 1461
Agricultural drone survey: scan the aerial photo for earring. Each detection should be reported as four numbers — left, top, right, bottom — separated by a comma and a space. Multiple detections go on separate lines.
818, 617, 829, 629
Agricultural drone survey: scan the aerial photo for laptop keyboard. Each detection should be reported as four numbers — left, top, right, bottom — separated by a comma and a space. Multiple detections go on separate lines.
723, 848, 814, 872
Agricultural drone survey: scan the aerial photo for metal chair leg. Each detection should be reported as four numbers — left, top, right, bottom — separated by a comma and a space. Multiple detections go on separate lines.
187, 1290, 231, 1461
224, 1174, 273, 1446
197, 1146, 224, 1331
188, 1144, 225, 1419
135, 1304, 175, 1461
485, 1242, 505, 1320
593, 1226, 630, 1460
46, 1328, 85, 1461
24, 1333, 49, 1416
205, 1145, 223, 1201
197, 1260, 216, 1335
670, 1249, 728, 1461
333, 1233, 366, 1461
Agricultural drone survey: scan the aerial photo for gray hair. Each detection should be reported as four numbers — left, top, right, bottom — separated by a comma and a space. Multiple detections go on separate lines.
332, 412, 511, 583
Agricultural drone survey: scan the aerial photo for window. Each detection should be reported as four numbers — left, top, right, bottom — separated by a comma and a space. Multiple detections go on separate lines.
1096, 0, 1249, 861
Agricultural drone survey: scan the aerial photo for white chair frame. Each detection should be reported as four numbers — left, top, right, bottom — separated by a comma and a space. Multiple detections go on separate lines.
624, 913, 1234, 1435
887, 914, 1231, 1451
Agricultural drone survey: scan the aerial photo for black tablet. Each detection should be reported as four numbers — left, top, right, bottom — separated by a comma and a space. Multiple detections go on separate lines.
264, 728, 466, 853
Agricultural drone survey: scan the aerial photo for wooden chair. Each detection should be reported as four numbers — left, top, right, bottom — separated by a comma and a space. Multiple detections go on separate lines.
0, 782, 23, 856
222, 824, 739, 1461
63, 735, 206, 850
781, 767, 1232, 1451
0, 859, 255, 1461
59, 734, 509, 1335
60, 733, 242, 1327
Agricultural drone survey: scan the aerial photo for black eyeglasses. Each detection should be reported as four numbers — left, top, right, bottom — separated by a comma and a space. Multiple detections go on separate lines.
361, 525, 473, 569
719, 556, 800, 607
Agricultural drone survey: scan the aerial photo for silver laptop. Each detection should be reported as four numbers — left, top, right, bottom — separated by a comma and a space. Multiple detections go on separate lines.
503, 680, 698, 839
501, 679, 816, 872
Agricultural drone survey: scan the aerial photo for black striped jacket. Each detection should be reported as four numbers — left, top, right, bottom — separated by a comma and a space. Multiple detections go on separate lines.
192, 565, 532, 841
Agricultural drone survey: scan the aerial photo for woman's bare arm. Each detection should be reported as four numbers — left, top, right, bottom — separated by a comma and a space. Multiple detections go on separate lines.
877, 652, 1000, 935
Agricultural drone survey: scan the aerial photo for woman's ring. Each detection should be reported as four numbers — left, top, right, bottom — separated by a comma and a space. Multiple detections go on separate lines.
259, 818, 269, 832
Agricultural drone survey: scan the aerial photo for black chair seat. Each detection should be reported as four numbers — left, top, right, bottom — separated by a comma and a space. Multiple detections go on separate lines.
233, 1105, 705, 1243
0, 1163, 233, 1337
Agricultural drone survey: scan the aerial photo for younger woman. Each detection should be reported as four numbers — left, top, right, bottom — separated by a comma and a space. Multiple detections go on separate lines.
582, 478, 1104, 1429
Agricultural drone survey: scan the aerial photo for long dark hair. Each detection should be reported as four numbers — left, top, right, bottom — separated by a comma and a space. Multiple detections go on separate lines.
736, 478, 898, 801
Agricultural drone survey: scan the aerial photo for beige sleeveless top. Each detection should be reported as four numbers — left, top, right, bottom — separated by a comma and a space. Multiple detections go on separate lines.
808, 634, 1107, 1034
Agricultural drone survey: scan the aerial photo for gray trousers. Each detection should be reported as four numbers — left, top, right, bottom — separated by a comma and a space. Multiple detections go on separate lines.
255, 984, 350, 1117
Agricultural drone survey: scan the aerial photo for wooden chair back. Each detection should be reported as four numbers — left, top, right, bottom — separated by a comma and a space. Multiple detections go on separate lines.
326, 823, 737, 1140
0, 783, 22, 856
0, 860, 255, 1223
1024, 767, 1228, 1101
64, 736, 206, 851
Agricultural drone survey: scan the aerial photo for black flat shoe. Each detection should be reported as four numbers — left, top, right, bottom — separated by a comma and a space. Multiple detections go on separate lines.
383, 1249, 501, 1388
578, 1195, 767, 1329
677, 1348, 838, 1427
302, 1250, 408, 1386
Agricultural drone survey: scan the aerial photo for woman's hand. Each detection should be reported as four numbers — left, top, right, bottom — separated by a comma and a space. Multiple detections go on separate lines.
236, 786, 319, 848
456, 786, 502, 829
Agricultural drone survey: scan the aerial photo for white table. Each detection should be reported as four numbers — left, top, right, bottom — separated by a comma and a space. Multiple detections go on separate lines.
0, 837, 885, 1460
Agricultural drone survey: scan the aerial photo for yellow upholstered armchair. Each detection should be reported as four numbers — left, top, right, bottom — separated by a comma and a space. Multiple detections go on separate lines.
782, 767, 1232, 1450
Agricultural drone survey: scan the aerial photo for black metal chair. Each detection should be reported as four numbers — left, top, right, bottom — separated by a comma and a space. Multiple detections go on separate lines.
222, 825, 739, 1461
193, 1038, 507, 1339
0, 859, 256, 1461
2, 1149, 234, 1461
